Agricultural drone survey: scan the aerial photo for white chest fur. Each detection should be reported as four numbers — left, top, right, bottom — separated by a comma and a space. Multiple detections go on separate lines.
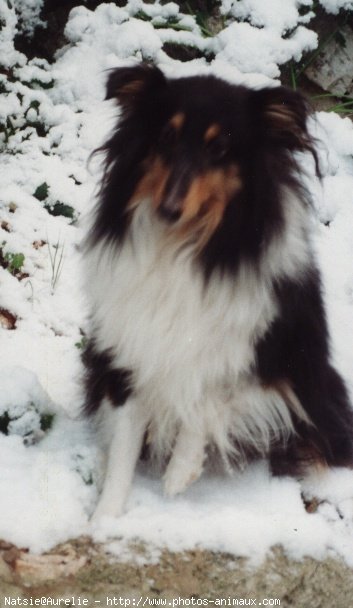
85, 196, 311, 460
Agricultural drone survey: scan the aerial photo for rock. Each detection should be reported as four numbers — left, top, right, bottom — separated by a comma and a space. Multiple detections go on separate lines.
0, 309, 17, 330
0, 554, 13, 583
305, 26, 353, 97
13, 549, 87, 586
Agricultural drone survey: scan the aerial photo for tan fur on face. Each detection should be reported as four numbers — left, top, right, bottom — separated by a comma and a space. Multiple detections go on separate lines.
129, 158, 242, 251
204, 123, 221, 143
128, 156, 170, 211
169, 113, 185, 132
178, 164, 242, 249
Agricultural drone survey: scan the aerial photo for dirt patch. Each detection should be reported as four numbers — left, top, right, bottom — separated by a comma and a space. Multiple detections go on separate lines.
0, 537, 353, 606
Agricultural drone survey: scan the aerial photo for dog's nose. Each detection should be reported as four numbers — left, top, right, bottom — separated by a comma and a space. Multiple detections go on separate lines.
158, 162, 191, 223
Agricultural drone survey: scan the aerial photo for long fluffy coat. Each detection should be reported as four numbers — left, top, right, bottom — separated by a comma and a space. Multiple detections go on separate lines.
83, 65, 353, 519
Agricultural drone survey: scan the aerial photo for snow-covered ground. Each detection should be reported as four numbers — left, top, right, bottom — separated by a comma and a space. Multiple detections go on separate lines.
1, 0, 353, 565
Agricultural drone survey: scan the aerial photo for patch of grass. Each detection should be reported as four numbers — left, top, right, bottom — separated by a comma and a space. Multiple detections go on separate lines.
4, 251, 25, 275
326, 98, 353, 115
311, 93, 353, 115
47, 238, 65, 293
0, 243, 26, 279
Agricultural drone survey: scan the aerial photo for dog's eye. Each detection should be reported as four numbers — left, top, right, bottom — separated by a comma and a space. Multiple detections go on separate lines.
206, 136, 230, 161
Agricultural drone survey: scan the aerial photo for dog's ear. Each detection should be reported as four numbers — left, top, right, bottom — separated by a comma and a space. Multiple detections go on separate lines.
253, 86, 312, 152
106, 64, 166, 108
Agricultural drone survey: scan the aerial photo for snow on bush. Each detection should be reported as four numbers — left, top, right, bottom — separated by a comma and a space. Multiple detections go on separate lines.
222, 0, 315, 31
216, 21, 316, 78
13, 0, 45, 37
319, 0, 353, 13
0, 366, 54, 441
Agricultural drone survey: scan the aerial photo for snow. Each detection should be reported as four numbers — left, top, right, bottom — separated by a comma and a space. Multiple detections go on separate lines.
13, 0, 45, 38
93, 463, 353, 567
319, 0, 353, 13
222, 0, 315, 33
1, 0, 353, 567
216, 21, 317, 78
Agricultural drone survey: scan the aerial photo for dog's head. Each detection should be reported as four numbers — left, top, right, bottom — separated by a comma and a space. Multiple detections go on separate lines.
98, 64, 317, 269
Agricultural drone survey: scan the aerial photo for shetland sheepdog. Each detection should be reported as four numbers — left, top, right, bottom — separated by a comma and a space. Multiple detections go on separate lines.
83, 64, 353, 520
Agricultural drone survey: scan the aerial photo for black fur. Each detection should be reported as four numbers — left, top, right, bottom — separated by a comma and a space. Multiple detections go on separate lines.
256, 270, 353, 471
83, 341, 132, 414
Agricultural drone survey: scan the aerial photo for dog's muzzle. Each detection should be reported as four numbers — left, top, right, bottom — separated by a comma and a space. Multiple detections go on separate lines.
157, 160, 194, 223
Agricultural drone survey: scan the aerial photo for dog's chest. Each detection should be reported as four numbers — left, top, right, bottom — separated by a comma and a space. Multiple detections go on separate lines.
87, 227, 278, 395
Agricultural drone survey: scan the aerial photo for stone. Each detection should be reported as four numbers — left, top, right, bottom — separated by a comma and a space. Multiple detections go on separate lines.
305, 26, 353, 97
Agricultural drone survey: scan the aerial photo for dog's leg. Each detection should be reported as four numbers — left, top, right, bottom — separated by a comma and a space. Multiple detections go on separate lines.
92, 398, 147, 521
164, 424, 206, 497
257, 273, 353, 474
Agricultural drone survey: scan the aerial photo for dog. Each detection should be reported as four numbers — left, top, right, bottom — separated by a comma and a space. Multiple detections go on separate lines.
83, 64, 353, 521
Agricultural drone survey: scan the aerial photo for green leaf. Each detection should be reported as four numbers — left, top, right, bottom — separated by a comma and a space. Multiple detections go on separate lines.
33, 182, 49, 201
4, 252, 25, 273
44, 202, 76, 219
40, 413, 55, 432
75, 336, 88, 350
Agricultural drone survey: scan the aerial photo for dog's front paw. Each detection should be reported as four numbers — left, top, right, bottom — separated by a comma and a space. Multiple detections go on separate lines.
90, 498, 125, 524
164, 458, 204, 497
